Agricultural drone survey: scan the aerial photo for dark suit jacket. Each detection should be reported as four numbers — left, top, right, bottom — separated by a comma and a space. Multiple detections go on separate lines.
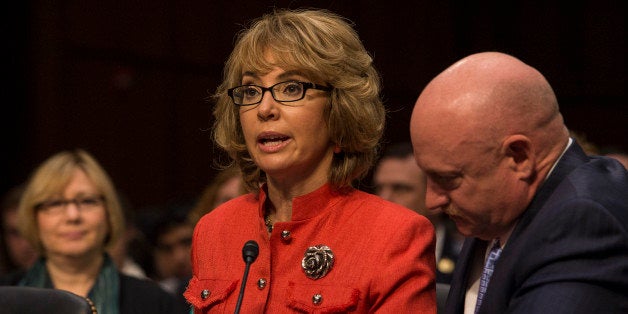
445, 142, 628, 314
436, 218, 463, 284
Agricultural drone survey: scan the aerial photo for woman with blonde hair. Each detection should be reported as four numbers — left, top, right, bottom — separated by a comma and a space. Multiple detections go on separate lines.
0, 149, 186, 314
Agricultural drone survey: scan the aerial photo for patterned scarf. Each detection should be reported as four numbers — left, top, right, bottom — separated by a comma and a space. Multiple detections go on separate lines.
18, 253, 120, 314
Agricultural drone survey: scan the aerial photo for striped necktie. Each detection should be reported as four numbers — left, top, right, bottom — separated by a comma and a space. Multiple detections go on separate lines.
475, 240, 502, 313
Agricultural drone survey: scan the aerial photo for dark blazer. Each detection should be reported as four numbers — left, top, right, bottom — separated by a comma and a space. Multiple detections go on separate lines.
0, 272, 189, 314
119, 274, 189, 314
436, 218, 463, 285
445, 142, 628, 314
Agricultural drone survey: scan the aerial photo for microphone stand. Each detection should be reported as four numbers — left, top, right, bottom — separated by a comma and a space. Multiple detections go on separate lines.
234, 240, 259, 314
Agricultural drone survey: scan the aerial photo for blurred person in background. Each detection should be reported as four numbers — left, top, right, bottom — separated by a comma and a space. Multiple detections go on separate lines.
0, 184, 38, 276
568, 129, 600, 155
373, 142, 463, 284
186, 165, 245, 226
0, 149, 187, 314
107, 192, 148, 279
603, 148, 628, 169
142, 203, 194, 311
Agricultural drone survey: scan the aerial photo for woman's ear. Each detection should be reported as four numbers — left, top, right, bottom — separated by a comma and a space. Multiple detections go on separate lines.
503, 135, 534, 181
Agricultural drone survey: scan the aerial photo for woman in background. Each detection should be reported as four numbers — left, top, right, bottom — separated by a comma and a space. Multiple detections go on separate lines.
0, 149, 187, 314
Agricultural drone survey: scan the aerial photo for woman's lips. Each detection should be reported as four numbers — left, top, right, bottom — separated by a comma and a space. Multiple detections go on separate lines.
257, 132, 291, 153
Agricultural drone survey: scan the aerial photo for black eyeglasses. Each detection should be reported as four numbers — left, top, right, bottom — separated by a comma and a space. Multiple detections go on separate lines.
35, 195, 105, 215
227, 81, 333, 106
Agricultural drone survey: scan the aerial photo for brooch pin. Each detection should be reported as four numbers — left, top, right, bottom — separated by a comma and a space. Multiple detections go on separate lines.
302, 244, 334, 280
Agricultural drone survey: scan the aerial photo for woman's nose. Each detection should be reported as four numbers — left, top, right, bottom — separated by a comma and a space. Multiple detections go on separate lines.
257, 90, 280, 121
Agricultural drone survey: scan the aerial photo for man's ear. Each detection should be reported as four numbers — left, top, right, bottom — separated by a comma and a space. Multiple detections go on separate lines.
502, 135, 534, 181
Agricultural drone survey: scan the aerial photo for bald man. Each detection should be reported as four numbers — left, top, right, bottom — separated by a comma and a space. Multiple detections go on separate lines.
410, 52, 628, 314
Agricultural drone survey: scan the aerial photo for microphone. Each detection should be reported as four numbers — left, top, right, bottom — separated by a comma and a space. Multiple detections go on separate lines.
234, 240, 259, 314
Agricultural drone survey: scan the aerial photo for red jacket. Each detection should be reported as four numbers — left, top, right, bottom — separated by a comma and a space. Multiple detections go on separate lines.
185, 184, 436, 313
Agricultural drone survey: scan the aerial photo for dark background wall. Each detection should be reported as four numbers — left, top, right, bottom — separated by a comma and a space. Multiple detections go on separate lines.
5, 1, 626, 212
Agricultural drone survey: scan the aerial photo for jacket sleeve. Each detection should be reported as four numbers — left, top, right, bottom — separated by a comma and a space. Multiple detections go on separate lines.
502, 199, 628, 313
370, 212, 437, 313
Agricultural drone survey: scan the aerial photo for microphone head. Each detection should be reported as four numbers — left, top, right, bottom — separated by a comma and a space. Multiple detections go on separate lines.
242, 240, 259, 263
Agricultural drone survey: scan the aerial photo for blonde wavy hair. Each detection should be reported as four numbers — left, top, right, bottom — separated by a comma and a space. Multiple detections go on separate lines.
212, 8, 385, 192
18, 149, 125, 255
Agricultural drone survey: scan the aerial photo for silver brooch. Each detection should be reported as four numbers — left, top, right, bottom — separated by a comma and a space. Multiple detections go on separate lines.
301, 244, 334, 280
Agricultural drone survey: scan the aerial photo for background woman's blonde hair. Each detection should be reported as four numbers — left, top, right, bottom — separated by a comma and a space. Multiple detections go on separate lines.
18, 149, 125, 255
212, 8, 385, 192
